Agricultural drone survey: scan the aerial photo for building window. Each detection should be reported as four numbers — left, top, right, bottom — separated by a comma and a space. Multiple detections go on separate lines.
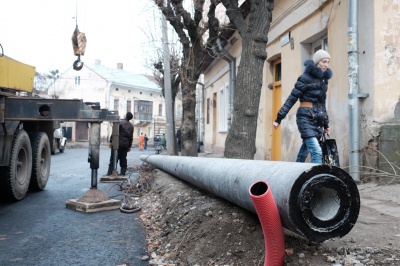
158, 104, 163, 117
275, 62, 281, 82
218, 84, 228, 131
312, 35, 328, 54
127, 100, 132, 113
75, 76, 80, 85
134, 100, 153, 121
113, 99, 119, 111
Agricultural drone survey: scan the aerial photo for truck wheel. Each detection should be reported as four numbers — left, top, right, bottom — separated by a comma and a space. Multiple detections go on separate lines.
0, 130, 32, 201
29, 132, 51, 191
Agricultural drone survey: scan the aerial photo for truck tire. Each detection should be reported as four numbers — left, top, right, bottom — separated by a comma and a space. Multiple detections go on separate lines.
0, 129, 33, 201
29, 132, 51, 191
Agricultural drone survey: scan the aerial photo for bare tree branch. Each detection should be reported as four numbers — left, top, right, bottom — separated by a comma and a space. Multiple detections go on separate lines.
220, 0, 247, 34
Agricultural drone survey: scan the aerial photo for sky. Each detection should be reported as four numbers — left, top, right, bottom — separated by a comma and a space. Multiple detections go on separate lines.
1, 0, 161, 74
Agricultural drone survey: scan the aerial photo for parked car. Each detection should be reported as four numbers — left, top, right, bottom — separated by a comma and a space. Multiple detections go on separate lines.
52, 128, 67, 154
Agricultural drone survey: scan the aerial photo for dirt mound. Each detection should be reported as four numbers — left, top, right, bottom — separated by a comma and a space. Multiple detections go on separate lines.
137, 165, 400, 266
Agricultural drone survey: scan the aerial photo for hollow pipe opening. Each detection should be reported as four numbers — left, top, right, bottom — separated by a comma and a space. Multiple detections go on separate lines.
250, 181, 268, 196
309, 187, 340, 221
249, 180, 285, 266
290, 165, 360, 243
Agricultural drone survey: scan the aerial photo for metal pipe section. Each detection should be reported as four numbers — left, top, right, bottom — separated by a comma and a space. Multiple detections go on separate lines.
228, 59, 236, 130
348, 0, 360, 181
91, 169, 98, 188
140, 155, 360, 243
197, 82, 204, 143
111, 122, 119, 171
88, 122, 101, 188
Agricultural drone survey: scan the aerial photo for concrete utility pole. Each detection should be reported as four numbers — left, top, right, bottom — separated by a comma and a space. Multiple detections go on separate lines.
162, 15, 176, 155
140, 155, 360, 243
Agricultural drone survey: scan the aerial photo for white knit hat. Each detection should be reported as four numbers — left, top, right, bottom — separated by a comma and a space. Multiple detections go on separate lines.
313, 49, 331, 65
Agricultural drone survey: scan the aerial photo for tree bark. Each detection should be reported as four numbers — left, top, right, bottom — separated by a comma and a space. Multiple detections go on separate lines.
222, 0, 274, 159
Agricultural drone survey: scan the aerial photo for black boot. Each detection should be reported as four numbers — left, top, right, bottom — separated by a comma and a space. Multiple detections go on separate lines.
119, 167, 127, 176
106, 166, 113, 176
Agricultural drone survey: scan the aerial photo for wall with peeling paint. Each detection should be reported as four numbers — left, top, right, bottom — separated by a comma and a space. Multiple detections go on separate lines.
370, 1, 400, 126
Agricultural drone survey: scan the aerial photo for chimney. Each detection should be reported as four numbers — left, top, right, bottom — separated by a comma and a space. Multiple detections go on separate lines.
117, 63, 123, 69
95, 59, 101, 65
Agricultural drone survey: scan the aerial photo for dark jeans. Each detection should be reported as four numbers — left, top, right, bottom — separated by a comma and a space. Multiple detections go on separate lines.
108, 147, 128, 168
177, 141, 181, 152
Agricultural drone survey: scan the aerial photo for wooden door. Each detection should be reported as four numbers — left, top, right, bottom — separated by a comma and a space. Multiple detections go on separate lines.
272, 59, 282, 161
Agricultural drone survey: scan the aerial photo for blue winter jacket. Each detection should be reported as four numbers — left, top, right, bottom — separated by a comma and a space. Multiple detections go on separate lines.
275, 60, 333, 140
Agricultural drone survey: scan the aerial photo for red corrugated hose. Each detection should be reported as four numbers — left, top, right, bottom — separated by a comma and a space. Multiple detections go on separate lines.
249, 181, 285, 266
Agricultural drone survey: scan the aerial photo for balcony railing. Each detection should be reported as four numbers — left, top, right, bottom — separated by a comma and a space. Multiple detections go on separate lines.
134, 113, 152, 121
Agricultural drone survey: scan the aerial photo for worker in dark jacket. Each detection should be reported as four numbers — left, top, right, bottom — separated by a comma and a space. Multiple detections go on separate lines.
106, 112, 134, 176
273, 49, 333, 163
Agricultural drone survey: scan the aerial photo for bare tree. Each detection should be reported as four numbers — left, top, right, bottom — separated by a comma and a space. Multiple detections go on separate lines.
219, 0, 274, 159
47, 70, 71, 99
154, 0, 219, 156
34, 72, 52, 93
34, 69, 69, 99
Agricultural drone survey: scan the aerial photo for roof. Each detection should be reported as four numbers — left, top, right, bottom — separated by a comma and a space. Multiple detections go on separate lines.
86, 63, 161, 92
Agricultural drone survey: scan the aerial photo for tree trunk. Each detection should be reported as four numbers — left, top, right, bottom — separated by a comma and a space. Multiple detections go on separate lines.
181, 81, 198, 157
224, 35, 267, 159
223, 0, 273, 159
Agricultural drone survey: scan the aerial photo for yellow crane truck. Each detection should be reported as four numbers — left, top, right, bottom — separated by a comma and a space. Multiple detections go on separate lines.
0, 54, 118, 201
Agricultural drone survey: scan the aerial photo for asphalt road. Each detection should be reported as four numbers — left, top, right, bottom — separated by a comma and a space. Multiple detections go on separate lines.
0, 146, 156, 266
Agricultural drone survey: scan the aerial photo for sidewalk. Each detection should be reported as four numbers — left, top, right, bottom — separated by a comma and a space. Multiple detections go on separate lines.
358, 181, 400, 218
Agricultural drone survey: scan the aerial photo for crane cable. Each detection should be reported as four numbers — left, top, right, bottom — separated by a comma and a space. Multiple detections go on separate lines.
71, 0, 86, 71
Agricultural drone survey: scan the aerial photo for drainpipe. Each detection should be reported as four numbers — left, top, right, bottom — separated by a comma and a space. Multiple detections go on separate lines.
348, 0, 368, 181
215, 39, 236, 130
227, 60, 236, 130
